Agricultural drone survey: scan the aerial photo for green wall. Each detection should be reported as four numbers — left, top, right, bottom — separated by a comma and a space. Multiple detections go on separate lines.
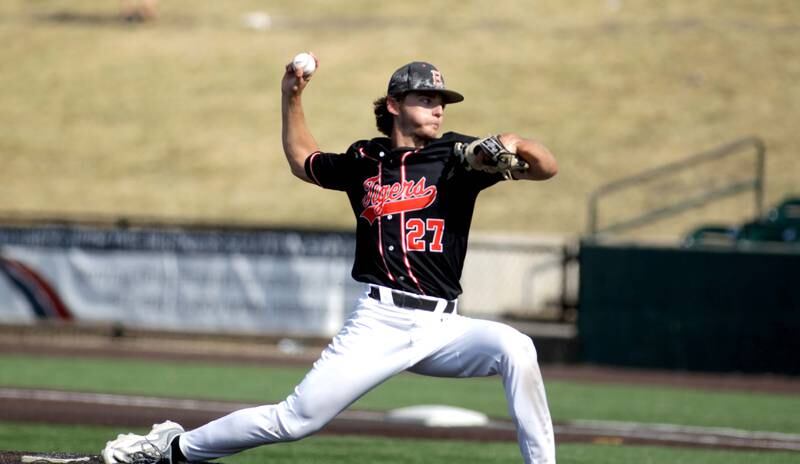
578, 242, 800, 374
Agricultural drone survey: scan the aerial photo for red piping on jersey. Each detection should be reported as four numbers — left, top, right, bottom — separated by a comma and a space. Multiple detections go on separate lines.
359, 147, 396, 283
399, 150, 425, 295
358, 147, 379, 162
307, 151, 322, 185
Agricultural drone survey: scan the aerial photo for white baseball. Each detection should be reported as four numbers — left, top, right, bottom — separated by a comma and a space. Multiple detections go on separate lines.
292, 52, 316, 77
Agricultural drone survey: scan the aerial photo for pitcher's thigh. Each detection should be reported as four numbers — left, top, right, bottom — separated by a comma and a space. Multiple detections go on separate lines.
410, 318, 537, 378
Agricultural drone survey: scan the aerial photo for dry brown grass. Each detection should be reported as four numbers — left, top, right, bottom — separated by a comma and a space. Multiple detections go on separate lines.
1, 0, 798, 240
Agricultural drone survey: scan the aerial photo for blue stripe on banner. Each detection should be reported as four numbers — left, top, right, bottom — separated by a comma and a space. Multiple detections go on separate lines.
0, 260, 49, 319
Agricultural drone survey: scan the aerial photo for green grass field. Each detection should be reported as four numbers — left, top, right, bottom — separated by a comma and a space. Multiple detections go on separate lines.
1, 354, 799, 463
1, 0, 798, 238
1, 354, 798, 432
3, 422, 798, 464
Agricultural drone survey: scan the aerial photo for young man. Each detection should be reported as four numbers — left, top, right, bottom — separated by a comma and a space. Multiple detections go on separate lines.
102, 58, 558, 464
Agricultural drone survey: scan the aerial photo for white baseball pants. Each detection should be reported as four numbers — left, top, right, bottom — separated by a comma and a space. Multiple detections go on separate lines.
179, 286, 555, 463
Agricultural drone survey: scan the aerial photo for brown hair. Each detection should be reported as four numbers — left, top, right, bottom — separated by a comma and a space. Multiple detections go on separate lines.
373, 96, 394, 137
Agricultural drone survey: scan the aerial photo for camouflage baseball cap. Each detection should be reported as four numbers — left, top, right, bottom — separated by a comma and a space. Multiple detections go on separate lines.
387, 61, 464, 104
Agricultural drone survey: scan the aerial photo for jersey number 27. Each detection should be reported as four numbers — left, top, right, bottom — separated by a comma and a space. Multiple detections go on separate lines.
406, 218, 444, 253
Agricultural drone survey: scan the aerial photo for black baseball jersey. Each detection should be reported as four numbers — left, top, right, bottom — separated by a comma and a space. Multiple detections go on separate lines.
305, 132, 505, 300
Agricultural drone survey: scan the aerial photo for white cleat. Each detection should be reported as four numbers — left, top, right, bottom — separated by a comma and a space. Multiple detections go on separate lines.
102, 421, 185, 464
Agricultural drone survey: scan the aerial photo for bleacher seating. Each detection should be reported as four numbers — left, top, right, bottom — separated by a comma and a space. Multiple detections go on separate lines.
766, 197, 800, 224
683, 196, 800, 248
682, 225, 739, 247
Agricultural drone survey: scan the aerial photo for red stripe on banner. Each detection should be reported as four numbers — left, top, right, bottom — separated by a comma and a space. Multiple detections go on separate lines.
3, 258, 73, 320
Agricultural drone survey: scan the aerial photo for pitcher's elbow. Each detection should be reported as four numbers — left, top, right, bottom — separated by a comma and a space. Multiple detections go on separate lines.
290, 164, 313, 183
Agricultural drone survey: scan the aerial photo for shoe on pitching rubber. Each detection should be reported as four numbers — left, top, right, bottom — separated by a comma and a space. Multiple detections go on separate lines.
102, 420, 185, 464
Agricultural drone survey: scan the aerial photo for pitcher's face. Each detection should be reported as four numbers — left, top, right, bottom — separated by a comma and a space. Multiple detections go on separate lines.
392, 92, 445, 141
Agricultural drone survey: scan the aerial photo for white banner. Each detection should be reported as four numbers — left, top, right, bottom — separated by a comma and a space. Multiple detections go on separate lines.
0, 224, 572, 336
0, 225, 362, 336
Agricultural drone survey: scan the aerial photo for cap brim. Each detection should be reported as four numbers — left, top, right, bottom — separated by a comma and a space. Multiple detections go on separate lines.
390, 89, 465, 104
438, 89, 464, 104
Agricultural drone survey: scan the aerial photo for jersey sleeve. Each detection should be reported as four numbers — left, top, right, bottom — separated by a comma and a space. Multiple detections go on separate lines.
467, 168, 505, 191
304, 146, 360, 191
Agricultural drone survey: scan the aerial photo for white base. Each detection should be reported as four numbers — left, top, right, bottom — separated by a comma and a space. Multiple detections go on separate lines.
385, 405, 490, 427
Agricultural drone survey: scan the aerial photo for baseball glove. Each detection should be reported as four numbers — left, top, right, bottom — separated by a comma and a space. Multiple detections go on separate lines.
454, 135, 529, 180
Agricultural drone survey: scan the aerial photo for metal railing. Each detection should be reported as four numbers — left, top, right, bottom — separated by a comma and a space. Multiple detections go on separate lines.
586, 136, 766, 237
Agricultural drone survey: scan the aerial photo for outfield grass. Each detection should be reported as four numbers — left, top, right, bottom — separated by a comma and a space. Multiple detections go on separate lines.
1, 1, 798, 238
2, 422, 798, 464
1, 354, 798, 434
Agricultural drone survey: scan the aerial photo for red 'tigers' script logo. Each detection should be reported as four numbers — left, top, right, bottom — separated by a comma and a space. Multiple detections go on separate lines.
360, 175, 437, 224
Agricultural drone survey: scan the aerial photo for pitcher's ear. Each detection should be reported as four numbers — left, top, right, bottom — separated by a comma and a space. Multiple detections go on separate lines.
386, 95, 402, 116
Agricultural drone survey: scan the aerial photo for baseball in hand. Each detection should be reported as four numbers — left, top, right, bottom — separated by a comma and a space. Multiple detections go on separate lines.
292, 52, 316, 77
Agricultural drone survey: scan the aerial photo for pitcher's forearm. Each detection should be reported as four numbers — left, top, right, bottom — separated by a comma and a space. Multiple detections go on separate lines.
500, 134, 558, 181
281, 94, 319, 181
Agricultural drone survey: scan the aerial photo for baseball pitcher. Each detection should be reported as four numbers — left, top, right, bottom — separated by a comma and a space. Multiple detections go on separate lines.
102, 57, 558, 464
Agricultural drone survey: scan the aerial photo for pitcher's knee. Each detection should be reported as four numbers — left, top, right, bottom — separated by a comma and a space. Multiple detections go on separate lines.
262, 402, 328, 442
280, 409, 327, 441
284, 420, 323, 441
501, 329, 538, 365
